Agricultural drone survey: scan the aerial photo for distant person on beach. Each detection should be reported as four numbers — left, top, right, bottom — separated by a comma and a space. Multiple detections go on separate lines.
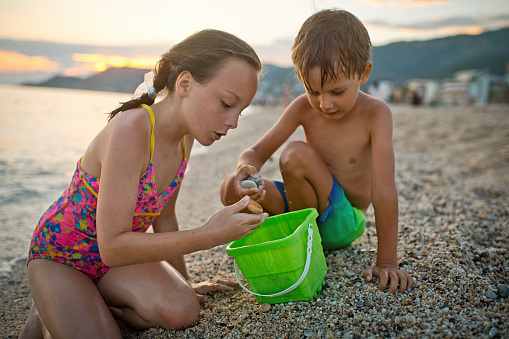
19, 29, 267, 338
368, 80, 381, 99
220, 9, 413, 295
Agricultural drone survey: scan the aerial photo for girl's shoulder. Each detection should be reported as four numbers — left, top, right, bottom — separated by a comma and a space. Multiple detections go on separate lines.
81, 107, 152, 178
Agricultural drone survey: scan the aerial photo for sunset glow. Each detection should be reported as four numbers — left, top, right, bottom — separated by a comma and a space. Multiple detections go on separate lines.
0, 51, 59, 73
73, 53, 158, 71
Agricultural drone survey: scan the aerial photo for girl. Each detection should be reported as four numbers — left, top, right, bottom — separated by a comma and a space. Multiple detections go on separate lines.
19, 29, 266, 338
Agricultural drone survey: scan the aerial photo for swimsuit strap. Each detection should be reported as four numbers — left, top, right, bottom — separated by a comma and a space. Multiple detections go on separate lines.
140, 104, 156, 164
140, 104, 187, 162
182, 135, 187, 161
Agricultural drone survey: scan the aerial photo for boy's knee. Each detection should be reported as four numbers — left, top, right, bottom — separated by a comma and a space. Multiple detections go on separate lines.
220, 173, 237, 206
280, 141, 312, 171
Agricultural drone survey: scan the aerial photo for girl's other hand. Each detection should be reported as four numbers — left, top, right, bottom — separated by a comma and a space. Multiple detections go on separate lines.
192, 277, 239, 303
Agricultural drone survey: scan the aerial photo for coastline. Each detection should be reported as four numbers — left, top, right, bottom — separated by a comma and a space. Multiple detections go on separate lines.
1, 104, 508, 338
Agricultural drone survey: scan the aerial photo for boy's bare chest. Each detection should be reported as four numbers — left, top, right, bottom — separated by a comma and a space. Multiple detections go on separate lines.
303, 117, 371, 172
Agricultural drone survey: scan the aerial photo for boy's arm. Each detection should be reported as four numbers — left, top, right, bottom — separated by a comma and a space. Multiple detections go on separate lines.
238, 95, 307, 169
364, 103, 413, 294
235, 95, 306, 192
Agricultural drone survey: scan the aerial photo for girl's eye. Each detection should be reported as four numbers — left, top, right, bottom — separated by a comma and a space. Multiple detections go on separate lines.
222, 100, 232, 109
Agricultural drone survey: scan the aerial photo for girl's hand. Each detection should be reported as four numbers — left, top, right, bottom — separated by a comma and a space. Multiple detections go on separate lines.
204, 196, 268, 245
192, 277, 239, 303
362, 264, 413, 294
234, 165, 265, 202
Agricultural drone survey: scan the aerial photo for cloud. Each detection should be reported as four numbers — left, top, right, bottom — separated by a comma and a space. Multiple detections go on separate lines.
386, 0, 450, 8
252, 39, 295, 67
0, 50, 59, 72
366, 13, 509, 30
362, 0, 449, 7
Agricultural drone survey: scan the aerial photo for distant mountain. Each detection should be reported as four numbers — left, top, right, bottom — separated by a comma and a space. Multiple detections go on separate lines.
24, 67, 147, 93
368, 27, 509, 85
23, 27, 509, 94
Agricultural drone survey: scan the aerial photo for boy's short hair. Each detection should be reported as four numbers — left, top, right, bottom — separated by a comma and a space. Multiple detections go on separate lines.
292, 9, 372, 91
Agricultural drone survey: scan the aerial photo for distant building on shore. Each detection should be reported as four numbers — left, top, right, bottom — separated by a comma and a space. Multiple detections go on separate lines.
405, 79, 441, 106
440, 69, 508, 105
393, 67, 509, 106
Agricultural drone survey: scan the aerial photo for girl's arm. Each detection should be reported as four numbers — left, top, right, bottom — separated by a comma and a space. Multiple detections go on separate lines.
95, 116, 265, 267
151, 133, 195, 279
152, 185, 189, 280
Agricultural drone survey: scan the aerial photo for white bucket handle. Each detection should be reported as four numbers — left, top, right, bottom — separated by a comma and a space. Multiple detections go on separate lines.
233, 223, 313, 298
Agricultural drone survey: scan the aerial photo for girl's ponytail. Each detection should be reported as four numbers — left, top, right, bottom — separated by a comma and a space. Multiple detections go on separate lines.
108, 29, 262, 121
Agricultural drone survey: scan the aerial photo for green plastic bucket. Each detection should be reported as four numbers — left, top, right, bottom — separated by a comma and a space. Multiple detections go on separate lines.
226, 208, 327, 304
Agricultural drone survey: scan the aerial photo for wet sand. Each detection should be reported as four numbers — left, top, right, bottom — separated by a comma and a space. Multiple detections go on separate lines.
1, 104, 508, 338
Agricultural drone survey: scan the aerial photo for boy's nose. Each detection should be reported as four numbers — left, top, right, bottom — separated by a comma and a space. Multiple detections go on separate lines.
320, 96, 333, 111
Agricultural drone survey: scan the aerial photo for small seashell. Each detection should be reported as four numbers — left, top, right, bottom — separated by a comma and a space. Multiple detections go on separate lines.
259, 303, 271, 312
246, 199, 263, 214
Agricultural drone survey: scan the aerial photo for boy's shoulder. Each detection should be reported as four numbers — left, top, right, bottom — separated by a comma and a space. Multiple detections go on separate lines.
355, 92, 394, 136
356, 92, 393, 121
289, 93, 314, 111
357, 91, 390, 112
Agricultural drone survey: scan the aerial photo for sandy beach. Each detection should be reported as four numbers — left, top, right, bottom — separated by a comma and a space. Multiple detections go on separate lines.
1, 104, 508, 338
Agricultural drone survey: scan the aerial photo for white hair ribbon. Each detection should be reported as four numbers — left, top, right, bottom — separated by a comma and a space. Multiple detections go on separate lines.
134, 71, 157, 99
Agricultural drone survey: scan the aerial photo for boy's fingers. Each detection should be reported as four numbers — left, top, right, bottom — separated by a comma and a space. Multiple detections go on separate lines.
378, 269, 389, 291
398, 275, 408, 293
388, 271, 399, 294
407, 273, 414, 291
362, 267, 374, 281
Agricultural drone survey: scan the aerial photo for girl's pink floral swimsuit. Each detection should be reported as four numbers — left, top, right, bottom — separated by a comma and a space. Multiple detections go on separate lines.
28, 104, 187, 283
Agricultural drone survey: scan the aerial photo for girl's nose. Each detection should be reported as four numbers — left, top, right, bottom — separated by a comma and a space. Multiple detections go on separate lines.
225, 113, 239, 129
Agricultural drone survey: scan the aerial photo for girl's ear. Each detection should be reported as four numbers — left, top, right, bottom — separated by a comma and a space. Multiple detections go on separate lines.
360, 62, 372, 85
175, 71, 193, 97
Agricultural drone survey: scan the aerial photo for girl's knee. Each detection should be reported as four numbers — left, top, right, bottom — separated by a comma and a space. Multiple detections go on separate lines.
156, 293, 200, 330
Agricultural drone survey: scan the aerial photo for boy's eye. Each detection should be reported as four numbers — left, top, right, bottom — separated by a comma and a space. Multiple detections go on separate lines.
332, 90, 345, 95
221, 100, 232, 108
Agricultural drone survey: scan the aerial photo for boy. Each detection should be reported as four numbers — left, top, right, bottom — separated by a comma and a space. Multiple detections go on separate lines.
220, 9, 413, 294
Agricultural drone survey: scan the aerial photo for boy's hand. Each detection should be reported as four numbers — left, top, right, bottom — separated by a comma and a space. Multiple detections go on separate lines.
235, 165, 265, 202
362, 264, 413, 294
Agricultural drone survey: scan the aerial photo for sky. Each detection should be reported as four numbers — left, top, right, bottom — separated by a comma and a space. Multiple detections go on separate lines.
0, 0, 508, 81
